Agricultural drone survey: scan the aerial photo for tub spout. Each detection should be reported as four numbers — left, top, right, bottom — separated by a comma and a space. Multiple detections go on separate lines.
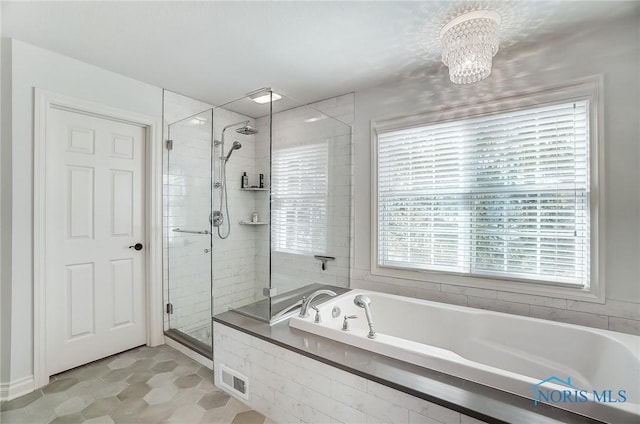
354, 295, 376, 339
299, 289, 337, 318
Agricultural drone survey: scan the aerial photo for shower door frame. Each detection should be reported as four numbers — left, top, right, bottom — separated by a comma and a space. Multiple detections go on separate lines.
164, 110, 214, 358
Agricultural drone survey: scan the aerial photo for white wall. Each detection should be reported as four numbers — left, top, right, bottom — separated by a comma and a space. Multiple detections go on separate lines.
0, 34, 13, 392
351, 15, 640, 334
1, 39, 163, 389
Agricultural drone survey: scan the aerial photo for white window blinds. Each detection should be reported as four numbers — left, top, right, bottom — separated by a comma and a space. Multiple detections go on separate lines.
377, 101, 590, 286
272, 143, 328, 255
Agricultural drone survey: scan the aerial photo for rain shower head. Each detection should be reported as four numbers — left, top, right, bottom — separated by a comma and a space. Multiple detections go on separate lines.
224, 141, 242, 162
235, 124, 259, 135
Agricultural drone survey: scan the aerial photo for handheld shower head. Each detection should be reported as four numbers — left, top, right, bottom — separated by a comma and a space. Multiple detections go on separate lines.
354, 295, 376, 339
354, 295, 371, 308
223, 141, 242, 162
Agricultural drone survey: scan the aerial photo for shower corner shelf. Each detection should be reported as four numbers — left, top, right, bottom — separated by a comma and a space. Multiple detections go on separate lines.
239, 221, 268, 226
240, 187, 268, 191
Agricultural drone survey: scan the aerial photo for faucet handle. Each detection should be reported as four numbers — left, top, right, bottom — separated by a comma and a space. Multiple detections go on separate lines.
298, 296, 309, 318
312, 305, 322, 323
342, 315, 358, 331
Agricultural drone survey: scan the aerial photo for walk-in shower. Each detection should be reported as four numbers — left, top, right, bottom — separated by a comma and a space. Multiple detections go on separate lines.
162, 88, 351, 360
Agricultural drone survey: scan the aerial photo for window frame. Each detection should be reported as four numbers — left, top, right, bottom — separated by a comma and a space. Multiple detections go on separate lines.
371, 76, 605, 303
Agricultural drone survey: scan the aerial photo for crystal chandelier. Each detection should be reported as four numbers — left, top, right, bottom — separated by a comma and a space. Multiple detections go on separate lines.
440, 10, 501, 85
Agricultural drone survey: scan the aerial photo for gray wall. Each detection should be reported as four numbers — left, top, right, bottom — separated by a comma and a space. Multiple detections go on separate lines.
351, 14, 640, 333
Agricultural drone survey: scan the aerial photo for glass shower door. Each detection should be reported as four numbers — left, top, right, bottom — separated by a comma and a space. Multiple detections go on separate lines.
165, 110, 213, 354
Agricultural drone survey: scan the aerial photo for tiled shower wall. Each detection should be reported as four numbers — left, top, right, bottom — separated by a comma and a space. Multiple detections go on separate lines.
256, 94, 354, 297
163, 91, 214, 340
211, 107, 265, 315
165, 116, 213, 341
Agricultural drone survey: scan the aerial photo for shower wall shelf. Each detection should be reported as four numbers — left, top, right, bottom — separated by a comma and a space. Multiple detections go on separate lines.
239, 221, 268, 225
240, 187, 268, 191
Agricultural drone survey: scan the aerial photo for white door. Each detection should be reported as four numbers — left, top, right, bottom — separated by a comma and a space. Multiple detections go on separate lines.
45, 107, 147, 375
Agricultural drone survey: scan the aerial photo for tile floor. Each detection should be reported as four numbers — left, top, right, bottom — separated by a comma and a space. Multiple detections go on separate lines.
0, 344, 271, 424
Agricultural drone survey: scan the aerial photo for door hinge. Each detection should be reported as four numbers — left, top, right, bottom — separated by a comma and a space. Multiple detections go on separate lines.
166, 139, 173, 150
263, 287, 277, 297
166, 303, 173, 314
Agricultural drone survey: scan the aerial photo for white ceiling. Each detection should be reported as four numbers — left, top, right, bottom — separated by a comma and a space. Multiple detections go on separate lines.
2, 1, 637, 107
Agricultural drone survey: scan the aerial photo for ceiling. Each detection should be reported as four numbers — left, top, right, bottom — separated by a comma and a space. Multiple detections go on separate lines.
2, 1, 637, 107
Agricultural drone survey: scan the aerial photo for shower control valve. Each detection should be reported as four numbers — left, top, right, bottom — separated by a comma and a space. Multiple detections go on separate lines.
211, 211, 224, 227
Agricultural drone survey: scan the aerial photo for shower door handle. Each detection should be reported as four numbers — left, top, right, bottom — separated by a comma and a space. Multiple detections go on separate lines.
128, 243, 143, 251
172, 228, 210, 234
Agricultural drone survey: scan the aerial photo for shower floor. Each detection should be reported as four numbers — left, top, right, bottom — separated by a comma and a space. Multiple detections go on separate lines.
188, 324, 212, 345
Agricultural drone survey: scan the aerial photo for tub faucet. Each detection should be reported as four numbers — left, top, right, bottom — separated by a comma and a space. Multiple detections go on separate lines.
354, 295, 376, 339
299, 289, 337, 318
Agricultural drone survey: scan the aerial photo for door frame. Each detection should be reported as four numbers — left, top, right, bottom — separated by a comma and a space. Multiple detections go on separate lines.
33, 89, 164, 388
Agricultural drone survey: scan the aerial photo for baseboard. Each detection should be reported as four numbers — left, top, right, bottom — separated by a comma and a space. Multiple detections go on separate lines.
164, 337, 213, 369
0, 375, 35, 401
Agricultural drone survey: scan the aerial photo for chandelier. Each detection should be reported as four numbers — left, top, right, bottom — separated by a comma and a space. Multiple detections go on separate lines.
439, 10, 501, 85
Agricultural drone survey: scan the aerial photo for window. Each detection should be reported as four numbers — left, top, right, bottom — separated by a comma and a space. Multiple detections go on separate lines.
375, 96, 596, 290
272, 142, 328, 255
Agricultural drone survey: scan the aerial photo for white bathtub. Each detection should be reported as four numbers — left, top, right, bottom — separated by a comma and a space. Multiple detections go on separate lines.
289, 289, 640, 422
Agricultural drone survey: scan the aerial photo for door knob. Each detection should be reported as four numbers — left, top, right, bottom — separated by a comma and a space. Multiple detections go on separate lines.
128, 243, 143, 251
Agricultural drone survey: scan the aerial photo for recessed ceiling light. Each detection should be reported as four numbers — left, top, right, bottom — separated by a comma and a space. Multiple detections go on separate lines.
248, 87, 282, 104
190, 117, 207, 125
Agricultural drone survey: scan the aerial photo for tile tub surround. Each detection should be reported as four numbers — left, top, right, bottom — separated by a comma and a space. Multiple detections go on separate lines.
213, 314, 607, 424
0, 344, 268, 424
351, 270, 640, 336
